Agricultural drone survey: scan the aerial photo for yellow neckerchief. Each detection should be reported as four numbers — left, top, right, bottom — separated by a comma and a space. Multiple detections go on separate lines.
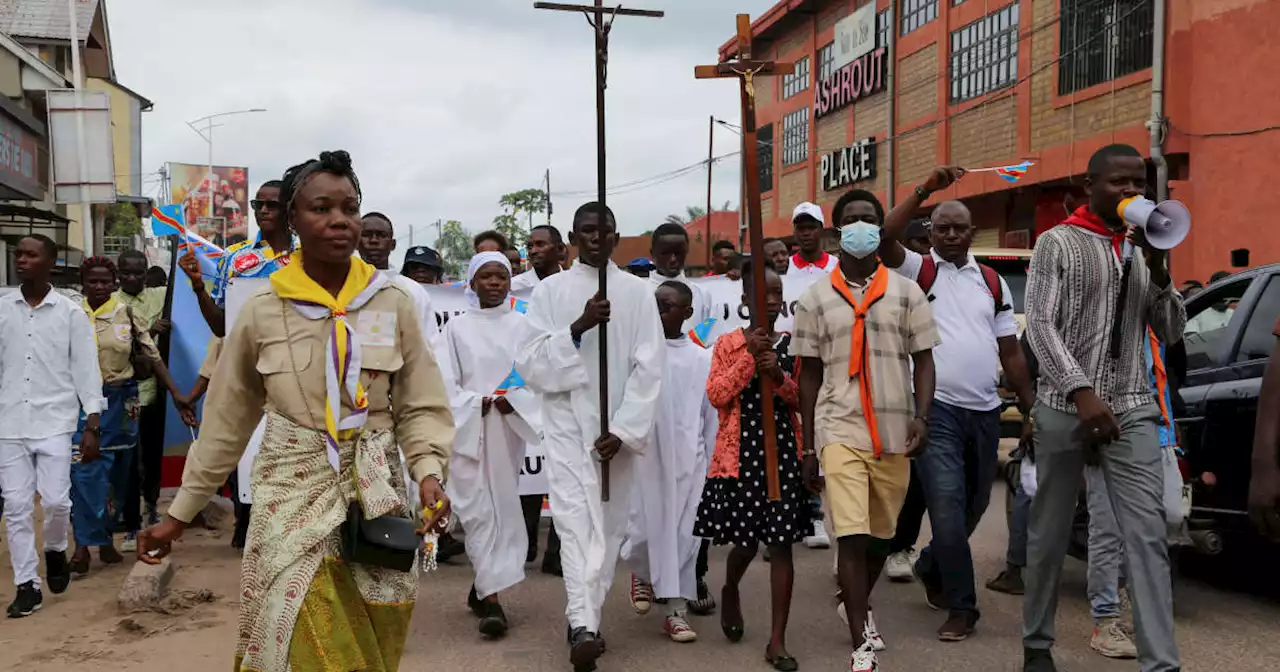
81, 296, 119, 346
269, 252, 382, 453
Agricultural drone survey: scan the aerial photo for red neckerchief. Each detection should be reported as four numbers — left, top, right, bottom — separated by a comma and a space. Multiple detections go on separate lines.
791, 251, 831, 270
1063, 205, 1124, 260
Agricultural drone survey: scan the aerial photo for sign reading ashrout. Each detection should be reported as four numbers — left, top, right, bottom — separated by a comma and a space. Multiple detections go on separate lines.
814, 46, 887, 119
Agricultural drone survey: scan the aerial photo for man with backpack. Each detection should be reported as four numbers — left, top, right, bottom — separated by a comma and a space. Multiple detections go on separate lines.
879, 166, 1036, 642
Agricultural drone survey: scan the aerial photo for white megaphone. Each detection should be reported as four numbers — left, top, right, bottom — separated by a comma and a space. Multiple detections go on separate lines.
1118, 196, 1190, 250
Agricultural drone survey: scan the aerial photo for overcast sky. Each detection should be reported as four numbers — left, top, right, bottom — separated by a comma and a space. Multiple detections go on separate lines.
110, 0, 778, 267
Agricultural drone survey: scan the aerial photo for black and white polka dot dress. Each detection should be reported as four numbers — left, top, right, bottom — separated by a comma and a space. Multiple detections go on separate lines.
694, 333, 810, 548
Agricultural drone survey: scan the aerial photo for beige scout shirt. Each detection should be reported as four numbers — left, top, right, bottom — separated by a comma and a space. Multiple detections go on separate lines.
114, 287, 165, 405
198, 336, 222, 380
168, 283, 455, 523
791, 269, 940, 455
89, 301, 161, 386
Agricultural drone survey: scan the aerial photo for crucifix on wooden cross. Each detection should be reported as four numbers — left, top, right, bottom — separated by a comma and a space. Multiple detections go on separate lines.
533, 1, 663, 503
695, 14, 794, 502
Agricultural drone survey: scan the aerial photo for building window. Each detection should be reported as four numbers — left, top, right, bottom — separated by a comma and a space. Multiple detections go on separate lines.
783, 56, 811, 99
782, 109, 809, 166
758, 123, 775, 192
950, 4, 1019, 103
818, 42, 836, 82
877, 9, 891, 48
900, 0, 938, 36
1059, 0, 1153, 95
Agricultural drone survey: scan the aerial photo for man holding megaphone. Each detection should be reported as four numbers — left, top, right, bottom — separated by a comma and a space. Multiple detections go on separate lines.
1021, 144, 1187, 672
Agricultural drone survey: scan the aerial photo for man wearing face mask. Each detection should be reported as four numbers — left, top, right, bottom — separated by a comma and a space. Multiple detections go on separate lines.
795, 189, 940, 672
879, 168, 1036, 643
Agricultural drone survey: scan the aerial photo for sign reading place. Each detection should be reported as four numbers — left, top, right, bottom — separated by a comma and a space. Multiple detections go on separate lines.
820, 138, 876, 191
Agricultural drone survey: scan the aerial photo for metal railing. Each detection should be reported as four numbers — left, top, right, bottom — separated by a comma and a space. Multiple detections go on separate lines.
1058, 0, 1153, 95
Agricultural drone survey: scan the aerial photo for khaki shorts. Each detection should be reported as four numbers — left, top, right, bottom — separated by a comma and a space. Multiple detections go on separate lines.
820, 444, 910, 540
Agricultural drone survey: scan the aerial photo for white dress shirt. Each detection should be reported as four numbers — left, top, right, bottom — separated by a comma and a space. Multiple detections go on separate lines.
0, 285, 105, 439
511, 268, 546, 292
894, 249, 1017, 411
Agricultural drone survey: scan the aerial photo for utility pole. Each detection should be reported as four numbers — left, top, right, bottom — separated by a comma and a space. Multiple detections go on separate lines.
545, 168, 552, 226
705, 114, 714, 269
68, 0, 92, 257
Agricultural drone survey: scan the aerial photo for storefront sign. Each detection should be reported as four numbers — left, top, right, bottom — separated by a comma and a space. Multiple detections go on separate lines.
0, 103, 42, 201
833, 3, 877, 71
820, 138, 877, 191
815, 46, 887, 119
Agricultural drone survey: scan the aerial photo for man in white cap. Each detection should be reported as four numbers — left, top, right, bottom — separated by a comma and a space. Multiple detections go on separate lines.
786, 202, 839, 277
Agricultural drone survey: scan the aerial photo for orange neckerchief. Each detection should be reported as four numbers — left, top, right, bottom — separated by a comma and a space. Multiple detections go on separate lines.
1148, 327, 1172, 433
829, 264, 890, 457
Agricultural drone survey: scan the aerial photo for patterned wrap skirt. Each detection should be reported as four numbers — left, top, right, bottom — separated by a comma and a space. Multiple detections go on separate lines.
235, 411, 418, 672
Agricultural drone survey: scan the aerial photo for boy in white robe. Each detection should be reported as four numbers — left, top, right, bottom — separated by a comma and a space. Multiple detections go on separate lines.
445, 251, 541, 639
647, 224, 713, 334
622, 281, 717, 643
517, 202, 664, 672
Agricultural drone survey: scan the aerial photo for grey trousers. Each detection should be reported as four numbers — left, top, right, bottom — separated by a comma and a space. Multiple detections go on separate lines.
1023, 403, 1180, 672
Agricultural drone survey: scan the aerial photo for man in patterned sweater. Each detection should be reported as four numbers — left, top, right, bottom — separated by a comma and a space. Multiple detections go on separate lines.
1021, 144, 1186, 672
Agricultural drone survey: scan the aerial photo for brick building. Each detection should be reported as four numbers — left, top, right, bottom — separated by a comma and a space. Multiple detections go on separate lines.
720, 0, 1280, 282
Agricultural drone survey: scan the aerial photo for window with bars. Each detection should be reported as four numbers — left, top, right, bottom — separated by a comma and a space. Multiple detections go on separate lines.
949, 3, 1019, 103
818, 42, 836, 82
900, 0, 938, 36
758, 123, 775, 192
1059, 0, 1153, 95
877, 9, 891, 48
782, 109, 809, 166
782, 56, 811, 99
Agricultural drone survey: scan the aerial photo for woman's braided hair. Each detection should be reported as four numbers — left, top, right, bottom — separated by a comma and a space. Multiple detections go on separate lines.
80, 255, 116, 281
279, 150, 362, 220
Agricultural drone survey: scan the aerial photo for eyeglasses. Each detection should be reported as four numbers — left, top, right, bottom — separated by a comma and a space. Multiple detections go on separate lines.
251, 200, 283, 212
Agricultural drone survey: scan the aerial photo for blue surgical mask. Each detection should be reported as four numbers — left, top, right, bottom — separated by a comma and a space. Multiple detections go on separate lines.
840, 222, 881, 259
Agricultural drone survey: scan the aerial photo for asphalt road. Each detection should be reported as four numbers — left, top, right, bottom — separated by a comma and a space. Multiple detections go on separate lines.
4, 481, 1280, 671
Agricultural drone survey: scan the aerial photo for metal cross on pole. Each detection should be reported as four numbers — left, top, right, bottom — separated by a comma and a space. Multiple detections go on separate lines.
695, 14, 794, 501
534, 0, 663, 502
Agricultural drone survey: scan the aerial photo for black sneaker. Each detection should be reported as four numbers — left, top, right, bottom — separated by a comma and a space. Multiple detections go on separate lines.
437, 533, 466, 563
467, 584, 484, 617
542, 555, 563, 577
688, 578, 717, 615
478, 601, 509, 638
6, 581, 42, 618
44, 550, 71, 594
986, 567, 1025, 595
568, 626, 602, 672
1023, 647, 1057, 672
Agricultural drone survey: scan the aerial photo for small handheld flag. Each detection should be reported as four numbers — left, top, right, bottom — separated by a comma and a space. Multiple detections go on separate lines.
493, 365, 526, 397
150, 204, 186, 238
687, 317, 717, 348
968, 160, 1033, 183
508, 296, 530, 314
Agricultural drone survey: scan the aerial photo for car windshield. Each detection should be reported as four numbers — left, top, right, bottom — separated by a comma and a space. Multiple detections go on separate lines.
977, 256, 1030, 312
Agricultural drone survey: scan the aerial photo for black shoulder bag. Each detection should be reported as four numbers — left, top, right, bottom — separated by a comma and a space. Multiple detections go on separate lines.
126, 305, 154, 381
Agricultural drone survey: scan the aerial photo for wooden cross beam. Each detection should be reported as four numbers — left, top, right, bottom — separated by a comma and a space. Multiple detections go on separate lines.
534, 0, 663, 503
695, 14, 794, 502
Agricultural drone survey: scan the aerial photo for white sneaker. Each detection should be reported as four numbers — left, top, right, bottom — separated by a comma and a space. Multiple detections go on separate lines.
850, 641, 879, 672
864, 607, 886, 651
885, 551, 914, 582
120, 532, 138, 553
804, 520, 831, 549
1090, 617, 1138, 659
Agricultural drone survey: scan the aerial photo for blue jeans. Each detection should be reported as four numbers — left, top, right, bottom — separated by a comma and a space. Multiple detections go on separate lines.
70, 451, 117, 548
914, 401, 1001, 618
1008, 469, 1031, 568
108, 445, 139, 533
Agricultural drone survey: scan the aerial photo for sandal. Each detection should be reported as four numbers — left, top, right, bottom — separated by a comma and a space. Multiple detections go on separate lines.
721, 584, 744, 642
765, 648, 799, 672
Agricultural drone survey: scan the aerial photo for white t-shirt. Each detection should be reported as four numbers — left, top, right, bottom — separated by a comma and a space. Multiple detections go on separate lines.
893, 249, 1017, 411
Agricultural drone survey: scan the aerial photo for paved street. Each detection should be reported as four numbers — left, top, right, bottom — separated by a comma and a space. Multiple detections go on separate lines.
3, 481, 1280, 671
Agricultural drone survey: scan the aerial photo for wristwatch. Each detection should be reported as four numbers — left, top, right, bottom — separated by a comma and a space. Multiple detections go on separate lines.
83, 425, 101, 437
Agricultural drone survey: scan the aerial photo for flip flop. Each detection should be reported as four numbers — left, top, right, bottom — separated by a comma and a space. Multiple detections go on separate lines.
721, 584, 744, 642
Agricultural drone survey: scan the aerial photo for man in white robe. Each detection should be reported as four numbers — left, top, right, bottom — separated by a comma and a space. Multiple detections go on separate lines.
445, 252, 540, 638
517, 202, 664, 672
511, 224, 566, 292
648, 223, 713, 334
621, 280, 716, 643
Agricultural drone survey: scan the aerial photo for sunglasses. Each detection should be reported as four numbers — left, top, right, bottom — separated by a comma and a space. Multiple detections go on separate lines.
251, 199, 283, 212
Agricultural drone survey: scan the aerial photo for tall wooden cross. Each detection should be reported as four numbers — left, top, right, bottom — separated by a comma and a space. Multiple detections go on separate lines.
696, 14, 794, 501
534, 1, 663, 502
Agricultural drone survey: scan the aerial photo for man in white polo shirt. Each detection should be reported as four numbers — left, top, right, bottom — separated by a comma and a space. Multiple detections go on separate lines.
879, 167, 1035, 642
786, 202, 840, 276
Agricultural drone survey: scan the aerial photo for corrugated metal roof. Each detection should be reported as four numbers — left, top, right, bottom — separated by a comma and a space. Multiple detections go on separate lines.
0, 0, 98, 42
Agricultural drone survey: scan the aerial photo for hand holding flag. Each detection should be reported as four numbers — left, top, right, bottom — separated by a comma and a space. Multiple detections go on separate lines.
968, 160, 1034, 183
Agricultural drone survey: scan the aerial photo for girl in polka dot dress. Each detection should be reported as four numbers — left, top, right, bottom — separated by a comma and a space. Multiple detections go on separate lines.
694, 260, 812, 671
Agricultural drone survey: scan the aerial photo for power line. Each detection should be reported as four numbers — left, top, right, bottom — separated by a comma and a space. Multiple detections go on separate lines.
1168, 121, 1280, 139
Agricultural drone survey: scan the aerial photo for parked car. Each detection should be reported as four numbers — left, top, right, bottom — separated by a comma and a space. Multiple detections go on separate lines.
1178, 263, 1280, 556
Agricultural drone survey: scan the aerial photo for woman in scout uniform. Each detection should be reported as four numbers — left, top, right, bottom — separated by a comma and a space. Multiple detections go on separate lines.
138, 150, 455, 672
71, 256, 187, 574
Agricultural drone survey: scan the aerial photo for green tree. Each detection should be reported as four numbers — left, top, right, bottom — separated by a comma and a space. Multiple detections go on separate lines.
492, 212, 524, 249
494, 188, 548, 248
106, 202, 143, 237
436, 219, 471, 281
664, 205, 706, 227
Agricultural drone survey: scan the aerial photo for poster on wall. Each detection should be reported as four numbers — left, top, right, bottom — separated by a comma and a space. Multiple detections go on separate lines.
167, 162, 250, 247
